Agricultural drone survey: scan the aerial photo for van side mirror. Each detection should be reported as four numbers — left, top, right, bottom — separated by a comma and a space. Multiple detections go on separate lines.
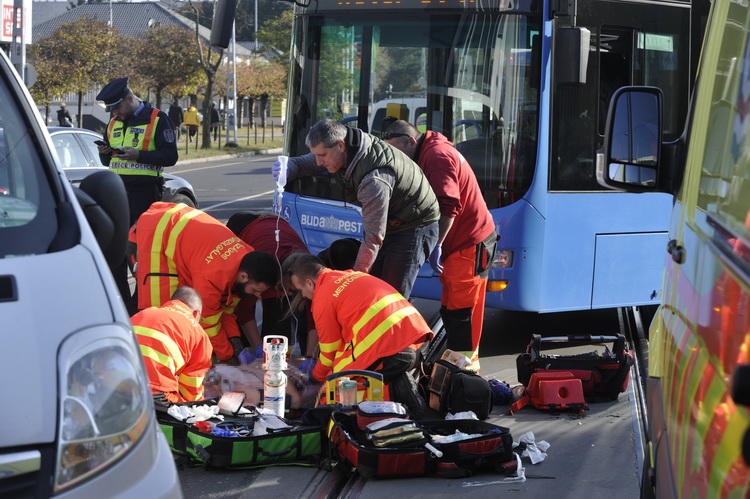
732, 364, 750, 466
75, 170, 129, 268
598, 87, 662, 191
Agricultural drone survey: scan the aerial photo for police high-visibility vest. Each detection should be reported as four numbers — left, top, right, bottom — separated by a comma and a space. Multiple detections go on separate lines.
130, 202, 251, 361
311, 269, 432, 382
132, 299, 213, 403
108, 108, 162, 176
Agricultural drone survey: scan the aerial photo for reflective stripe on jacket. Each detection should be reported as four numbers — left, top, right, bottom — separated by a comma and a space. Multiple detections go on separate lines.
132, 299, 213, 402
108, 108, 162, 176
311, 269, 432, 382
131, 202, 252, 361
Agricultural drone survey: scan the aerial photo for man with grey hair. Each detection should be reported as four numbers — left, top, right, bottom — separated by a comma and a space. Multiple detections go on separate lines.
272, 119, 439, 299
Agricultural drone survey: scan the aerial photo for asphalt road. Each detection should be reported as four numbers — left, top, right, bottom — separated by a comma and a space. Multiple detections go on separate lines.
165, 154, 641, 498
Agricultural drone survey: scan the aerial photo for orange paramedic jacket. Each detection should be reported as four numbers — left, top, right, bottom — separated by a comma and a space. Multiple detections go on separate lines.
311, 269, 433, 382
130, 202, 252, 360
132, 299, 213, 403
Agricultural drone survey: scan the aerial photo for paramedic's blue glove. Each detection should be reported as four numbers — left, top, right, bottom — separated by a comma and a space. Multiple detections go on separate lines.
428, 244, 443, 274
298, 358, 316, 381
253, 344, 264, 360
272, 160, 282, 180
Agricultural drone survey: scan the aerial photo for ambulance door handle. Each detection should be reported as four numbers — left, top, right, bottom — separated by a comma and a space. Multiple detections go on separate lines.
667, 239, 685, 264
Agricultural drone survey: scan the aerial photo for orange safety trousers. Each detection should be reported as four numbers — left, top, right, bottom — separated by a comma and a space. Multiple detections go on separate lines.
439, 245, 488, 370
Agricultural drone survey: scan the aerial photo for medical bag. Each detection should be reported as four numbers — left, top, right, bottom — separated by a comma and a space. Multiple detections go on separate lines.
516, 334, 634, 402
328, 410, 514, 478
156, 398, 326, 469
425, 360, 493, 420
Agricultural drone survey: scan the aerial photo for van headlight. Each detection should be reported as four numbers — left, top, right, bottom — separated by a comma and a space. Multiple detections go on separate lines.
54, 327, 150, 493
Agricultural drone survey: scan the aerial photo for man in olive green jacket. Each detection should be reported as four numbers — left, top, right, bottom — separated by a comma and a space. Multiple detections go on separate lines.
273, 119, 439, 299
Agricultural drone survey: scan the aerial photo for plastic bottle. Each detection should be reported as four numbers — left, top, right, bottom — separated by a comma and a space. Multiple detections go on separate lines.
273, 155, 288, 214
338, 377, 357, 406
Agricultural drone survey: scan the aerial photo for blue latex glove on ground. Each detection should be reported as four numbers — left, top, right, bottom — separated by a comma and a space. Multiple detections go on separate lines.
272, 160, 282, 180
428, 244, 443, 274
488, 378, 513, 405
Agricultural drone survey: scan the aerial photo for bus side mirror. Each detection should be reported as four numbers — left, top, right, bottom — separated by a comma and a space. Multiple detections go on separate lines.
597, 86, 662, 192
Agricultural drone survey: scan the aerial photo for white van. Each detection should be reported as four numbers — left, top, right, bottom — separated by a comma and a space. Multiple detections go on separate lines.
0, 52, 181, 496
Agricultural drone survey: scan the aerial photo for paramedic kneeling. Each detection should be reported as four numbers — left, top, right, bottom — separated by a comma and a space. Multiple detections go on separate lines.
132, 287, 213, 404
289, 253, 432, 417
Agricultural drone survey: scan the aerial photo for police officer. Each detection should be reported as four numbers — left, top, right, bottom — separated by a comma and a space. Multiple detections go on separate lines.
95, 77, 178, 312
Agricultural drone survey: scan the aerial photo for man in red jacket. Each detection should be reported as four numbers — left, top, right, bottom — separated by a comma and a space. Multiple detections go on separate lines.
289, 253, 432, 417
132, 287, 212, 404
384, 121, 497, 371
130, 202, 279, 362
226, 211, 315, 356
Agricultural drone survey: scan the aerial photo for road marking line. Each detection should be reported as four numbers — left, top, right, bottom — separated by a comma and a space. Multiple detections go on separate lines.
201, 190, 275, 211
176, 157, 270, 173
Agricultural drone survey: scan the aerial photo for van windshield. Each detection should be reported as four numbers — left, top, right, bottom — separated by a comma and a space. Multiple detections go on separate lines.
0, 68, 59, 257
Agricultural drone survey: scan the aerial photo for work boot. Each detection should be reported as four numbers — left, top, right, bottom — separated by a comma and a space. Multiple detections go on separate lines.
390, 372, 426, 419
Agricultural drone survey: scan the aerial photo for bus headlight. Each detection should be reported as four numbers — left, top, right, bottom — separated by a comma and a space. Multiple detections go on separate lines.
492, 249, 513, 268
55, 328, 150, 493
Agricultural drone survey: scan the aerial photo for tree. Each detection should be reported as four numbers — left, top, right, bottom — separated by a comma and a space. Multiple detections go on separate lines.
132, 24, 205, 109
28, 46, 69, 123
29, 16, 122, 126
176, 0, 289, 41
186, 0, 224, 149
217, 58, 286, 126
256, 9, 293, 65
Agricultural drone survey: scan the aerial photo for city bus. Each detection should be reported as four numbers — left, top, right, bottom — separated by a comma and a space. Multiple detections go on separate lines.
277, 0, 709, 315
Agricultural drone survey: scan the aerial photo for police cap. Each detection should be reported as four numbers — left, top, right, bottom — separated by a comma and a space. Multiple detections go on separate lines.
96, 77, 131, 112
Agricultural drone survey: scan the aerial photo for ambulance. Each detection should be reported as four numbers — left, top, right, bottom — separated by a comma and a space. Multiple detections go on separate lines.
598, 1, 750, 495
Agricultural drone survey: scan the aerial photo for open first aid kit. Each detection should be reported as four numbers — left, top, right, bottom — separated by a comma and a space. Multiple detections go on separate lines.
513, 334, 634, 412
329, 401, 513, 478
157, 393, 326, 469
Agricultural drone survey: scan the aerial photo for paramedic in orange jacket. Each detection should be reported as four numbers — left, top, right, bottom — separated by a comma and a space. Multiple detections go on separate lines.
289, 253, 432, 416
132, 287, 212, 404
130, 202, 279, 361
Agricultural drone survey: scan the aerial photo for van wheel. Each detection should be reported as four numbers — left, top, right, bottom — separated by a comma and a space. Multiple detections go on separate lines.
168, 194, 196, 208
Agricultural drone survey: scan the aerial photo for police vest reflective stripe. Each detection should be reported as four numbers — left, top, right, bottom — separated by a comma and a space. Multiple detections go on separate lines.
108, 108, 162, 176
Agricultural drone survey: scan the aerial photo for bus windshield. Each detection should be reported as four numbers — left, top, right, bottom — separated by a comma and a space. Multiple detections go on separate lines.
286, 10, 541, 209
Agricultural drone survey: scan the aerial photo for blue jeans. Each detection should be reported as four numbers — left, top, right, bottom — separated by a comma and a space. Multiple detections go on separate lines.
369, 221, 438, 299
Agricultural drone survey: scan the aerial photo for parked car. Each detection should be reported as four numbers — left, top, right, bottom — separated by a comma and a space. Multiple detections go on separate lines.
0, 52, 181, 496
48, 127, 198, 208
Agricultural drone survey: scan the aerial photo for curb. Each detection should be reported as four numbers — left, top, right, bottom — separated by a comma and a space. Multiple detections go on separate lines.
176, 147, 283, 166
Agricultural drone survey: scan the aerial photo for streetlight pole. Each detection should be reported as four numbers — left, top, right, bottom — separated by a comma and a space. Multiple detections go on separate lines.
224, 21, 238, 147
